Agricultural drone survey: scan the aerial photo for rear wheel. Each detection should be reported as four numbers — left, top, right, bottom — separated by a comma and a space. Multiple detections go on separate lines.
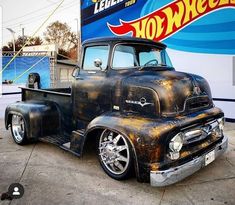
11, 114, 28, 145
98, 129, 133, 180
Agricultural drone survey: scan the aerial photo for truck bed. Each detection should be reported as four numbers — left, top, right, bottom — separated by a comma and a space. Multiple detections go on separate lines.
21, 87, 71, 99
21, 87, 72, 135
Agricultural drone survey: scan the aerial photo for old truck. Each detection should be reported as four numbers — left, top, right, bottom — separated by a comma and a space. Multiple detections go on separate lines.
5, 37, 228, 187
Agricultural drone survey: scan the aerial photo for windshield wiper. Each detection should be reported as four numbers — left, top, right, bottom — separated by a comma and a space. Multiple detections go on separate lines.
157, 64, 167, 66
138, 64, 167, 70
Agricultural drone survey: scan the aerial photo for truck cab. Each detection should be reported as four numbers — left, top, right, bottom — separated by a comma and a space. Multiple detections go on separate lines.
5, 37, 228, 186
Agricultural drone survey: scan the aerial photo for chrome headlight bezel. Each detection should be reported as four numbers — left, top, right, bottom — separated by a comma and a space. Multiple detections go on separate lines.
169, 133, 184, 152
218, 117, 225, 131
216, 117, 225, 137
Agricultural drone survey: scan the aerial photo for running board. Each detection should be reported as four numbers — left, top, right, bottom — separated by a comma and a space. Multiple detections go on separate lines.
40, 135, 69, 146
60, 143, 81, 157
39, 130, 85, 157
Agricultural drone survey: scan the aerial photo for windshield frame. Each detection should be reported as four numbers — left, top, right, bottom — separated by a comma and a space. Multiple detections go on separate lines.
110, 42, 171, 70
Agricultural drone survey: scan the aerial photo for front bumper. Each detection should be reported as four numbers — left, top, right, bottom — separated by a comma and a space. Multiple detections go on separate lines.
150, 135, 228, 187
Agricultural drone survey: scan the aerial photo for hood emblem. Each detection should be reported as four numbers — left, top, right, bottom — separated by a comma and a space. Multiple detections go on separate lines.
126, 97, 153, 107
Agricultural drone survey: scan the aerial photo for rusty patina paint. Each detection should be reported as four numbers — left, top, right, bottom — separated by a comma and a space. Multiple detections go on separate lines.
5, 37, 225, 183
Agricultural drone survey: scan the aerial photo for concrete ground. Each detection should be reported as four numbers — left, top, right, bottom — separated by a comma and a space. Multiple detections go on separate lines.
0, 97, 234, 205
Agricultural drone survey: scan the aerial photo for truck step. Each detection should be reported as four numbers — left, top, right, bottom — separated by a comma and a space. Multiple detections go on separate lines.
39, 131, 85, 157
62, 142, 71, 149
69, 130, 85, 156
40, 135, 81, 157
40, 135, 70, 146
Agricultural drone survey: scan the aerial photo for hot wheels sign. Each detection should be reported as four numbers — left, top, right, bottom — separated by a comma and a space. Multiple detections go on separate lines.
81, 0, 235, 54
108, 0, 235, 41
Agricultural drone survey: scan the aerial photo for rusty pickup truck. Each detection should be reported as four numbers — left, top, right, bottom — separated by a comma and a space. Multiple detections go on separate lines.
5, 37, 228, 187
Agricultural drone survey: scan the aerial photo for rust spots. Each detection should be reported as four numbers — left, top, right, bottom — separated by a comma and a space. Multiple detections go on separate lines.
149, 122, 176, 139
197, 113, 208, 120
149, 126, 163, 139
90, 76, 104, 80
150, 163, 160, 171
149, 146, 162, 162
180, 151, 191, 158
88, 91, 99, 99
129, 132, 136, 142
157, 80, 174, 91
176, 115, 186, 120
200, 141, 210, 149
118, 117, 150, 131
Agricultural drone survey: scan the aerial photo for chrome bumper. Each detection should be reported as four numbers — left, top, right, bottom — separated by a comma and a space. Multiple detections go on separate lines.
150, 136, 228, 187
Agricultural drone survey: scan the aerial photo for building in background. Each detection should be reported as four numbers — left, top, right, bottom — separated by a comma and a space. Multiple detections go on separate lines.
56, 59, 76, 88
1, 44, 75, 89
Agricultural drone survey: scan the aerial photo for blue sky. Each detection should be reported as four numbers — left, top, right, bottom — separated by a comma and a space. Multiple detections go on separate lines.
0, 0, 80, 46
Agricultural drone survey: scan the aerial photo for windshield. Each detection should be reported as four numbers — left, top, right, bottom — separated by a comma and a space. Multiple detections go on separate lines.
112, 44, 173, 69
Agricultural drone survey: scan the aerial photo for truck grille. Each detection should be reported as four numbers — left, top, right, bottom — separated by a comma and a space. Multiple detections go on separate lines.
185, 95, 211, 111
183, 120, 219, 145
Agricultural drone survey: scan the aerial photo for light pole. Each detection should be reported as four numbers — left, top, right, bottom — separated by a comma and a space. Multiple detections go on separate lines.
20, 24, 25, 45
6, 28, 16, 79
6, 28, 16, 54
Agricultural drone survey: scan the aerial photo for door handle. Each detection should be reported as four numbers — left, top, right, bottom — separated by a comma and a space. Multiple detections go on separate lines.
76, 76, 84, 80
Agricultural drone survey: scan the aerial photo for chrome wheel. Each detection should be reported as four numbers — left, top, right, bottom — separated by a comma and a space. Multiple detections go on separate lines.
99, 129, 130, 175
12, 114, 25, 143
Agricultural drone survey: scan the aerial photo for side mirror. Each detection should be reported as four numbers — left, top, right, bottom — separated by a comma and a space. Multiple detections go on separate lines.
72, 66, 80, 77
94, 58, 103, 71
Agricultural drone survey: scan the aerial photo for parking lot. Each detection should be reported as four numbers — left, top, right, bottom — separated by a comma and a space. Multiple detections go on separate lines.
0, 97, 235, 205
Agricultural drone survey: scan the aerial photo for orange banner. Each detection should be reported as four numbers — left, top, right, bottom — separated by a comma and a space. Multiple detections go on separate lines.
108, 0, 235, 41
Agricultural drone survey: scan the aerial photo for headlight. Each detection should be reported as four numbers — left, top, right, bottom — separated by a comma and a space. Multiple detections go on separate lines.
218, 117, 225, 131
216, 117, 224, 137
169, 133, 183, 152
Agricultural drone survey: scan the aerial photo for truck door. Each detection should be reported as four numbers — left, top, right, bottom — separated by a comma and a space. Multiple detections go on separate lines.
72, 44, 112, 125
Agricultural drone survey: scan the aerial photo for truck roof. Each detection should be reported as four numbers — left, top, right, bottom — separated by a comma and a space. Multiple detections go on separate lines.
82, 37, 166, 49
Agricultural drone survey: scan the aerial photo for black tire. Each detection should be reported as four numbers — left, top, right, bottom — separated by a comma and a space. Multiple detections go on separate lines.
97, 129, 134, 180
10, 114, 28, 145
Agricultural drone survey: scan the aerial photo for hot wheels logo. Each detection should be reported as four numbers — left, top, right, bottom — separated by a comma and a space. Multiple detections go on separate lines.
108, 0, 235, 41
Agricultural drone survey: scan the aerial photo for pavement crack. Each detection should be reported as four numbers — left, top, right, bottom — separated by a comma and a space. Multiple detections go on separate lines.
7, 144, 36, 205
159, 188, 165, 205
0, 149, 26, 153
18, 143, 36, 182
183, 186, 196, 205
226, 157, 234, 167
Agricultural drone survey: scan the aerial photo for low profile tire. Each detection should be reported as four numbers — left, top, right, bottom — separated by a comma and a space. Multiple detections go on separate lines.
10, 114, 28, 145
97, 129, 133, 180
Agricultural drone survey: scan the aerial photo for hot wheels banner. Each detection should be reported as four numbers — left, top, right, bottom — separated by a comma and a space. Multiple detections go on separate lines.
81, 0, 235, 54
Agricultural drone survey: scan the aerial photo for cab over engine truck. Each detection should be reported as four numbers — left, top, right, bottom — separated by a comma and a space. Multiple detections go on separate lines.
5, 37, 228, 187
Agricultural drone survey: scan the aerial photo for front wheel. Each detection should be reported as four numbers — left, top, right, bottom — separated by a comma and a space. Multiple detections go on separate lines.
98, 129, 133, 180
11, 114, 28, 145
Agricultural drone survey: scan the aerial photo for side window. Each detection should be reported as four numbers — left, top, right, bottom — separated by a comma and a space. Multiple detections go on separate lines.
83, 46, 109, 70
113, 45, 137, 69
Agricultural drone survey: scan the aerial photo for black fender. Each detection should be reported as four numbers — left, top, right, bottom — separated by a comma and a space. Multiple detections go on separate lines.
80, 112, 178, 182
81, 107, 224, 182
5, 100, 61, 140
